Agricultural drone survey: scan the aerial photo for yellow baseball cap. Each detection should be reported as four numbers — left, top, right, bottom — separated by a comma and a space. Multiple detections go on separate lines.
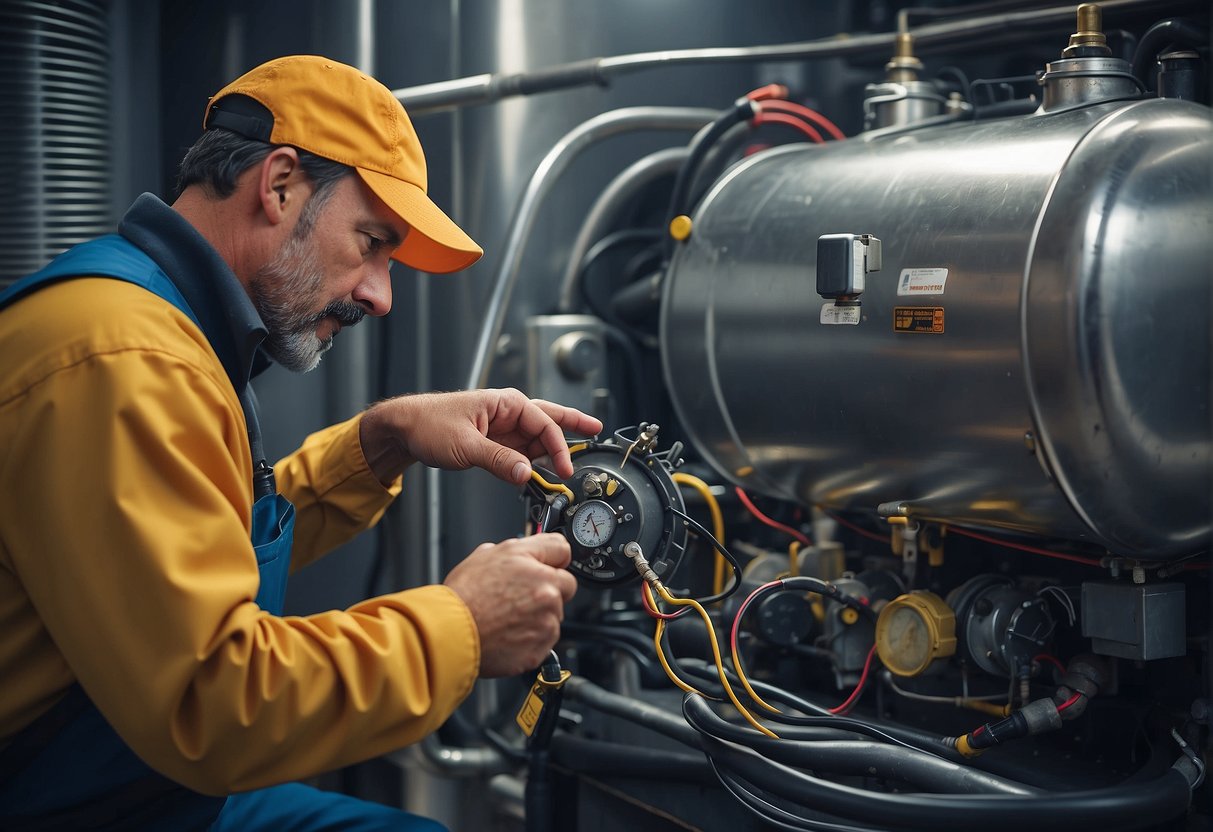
204, 55, 482, 274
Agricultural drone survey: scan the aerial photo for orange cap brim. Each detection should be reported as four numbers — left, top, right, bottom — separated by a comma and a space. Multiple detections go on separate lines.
357, 167, 483, 274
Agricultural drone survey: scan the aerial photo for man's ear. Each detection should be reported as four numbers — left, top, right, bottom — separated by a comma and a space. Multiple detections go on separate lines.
256, 146, 307, 226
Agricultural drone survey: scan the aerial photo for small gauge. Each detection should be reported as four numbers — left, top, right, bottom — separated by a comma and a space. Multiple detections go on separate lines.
570, 500, 617, 548
875, 591, 957, 677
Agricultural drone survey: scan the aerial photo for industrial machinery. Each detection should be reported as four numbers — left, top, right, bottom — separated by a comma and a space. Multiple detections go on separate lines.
427, 3, 1213, 830
6, 0, 1210, 830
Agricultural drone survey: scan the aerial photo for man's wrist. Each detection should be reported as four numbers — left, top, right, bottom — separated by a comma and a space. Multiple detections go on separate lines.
359, 401, 415, 486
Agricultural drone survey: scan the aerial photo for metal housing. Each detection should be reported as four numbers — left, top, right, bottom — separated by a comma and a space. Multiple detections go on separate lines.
661, 98, 1213, 557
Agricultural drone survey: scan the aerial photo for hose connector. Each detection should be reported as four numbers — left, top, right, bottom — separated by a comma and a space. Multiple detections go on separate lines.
623, 541, 663, 589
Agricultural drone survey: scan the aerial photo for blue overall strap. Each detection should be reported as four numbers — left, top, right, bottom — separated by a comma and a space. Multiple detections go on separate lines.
0, 235, 291, 830
0, 233, 200, 329
0, 234, 294, 613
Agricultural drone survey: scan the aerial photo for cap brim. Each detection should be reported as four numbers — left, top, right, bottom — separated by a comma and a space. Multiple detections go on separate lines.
356, 168, 483, 274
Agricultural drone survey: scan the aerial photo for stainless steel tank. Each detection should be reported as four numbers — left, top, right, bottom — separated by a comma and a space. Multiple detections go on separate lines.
661, 98, 1213, 557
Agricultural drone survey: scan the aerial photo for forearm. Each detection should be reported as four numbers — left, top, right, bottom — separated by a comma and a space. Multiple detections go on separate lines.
278, 413, 402, 570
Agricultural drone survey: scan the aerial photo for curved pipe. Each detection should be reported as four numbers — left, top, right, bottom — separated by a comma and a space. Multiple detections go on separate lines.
465, 107, 716, 390
1131, 18, 1210, 87
683, 695, 1035, 796
395, 0, 1186, 114
557, 147, 689, 314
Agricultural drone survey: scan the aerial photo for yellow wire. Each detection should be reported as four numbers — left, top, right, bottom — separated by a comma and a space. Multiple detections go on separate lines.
788, 541, 801, 577
671, 473, 727, 596
643, 585, 707, 696
655, 584, 779, 738
529, 470, 574, 502
729, 630, 784, 715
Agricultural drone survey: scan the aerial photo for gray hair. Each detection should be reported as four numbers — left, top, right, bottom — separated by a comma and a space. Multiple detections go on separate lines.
176, 128, 353, 234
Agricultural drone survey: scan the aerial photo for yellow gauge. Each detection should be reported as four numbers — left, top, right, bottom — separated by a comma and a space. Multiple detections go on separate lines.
875, 591, 957, 677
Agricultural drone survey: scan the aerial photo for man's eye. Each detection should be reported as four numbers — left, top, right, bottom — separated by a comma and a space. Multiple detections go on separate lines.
363, 233, 383, 253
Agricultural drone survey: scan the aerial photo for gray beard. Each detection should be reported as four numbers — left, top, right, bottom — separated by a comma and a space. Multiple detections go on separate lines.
251, 230, 365, 373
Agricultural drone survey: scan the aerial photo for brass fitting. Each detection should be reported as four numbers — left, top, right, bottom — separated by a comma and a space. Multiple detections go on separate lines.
885, 32, 923, 82
1063, 3, 1109, 57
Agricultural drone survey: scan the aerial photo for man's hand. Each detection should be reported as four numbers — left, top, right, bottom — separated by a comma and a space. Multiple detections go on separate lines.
443, 534, 578, 678
359, 389, 602, 486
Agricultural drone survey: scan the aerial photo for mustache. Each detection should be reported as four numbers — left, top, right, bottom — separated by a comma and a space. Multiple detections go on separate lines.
303, 300, 366, 332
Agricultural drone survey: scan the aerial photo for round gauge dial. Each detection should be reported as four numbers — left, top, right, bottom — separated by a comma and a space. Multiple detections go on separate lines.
570, 500, 617, 548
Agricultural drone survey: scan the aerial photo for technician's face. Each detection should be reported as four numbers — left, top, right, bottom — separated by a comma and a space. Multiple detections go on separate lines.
251, 176, 406, 373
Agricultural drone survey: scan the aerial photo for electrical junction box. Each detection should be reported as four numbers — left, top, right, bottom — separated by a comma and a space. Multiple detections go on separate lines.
816, 233, 881, 299
1081, 581, 1185, 660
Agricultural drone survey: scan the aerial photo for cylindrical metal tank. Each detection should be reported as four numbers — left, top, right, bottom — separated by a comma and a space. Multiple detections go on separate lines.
661, 98, 1213, 557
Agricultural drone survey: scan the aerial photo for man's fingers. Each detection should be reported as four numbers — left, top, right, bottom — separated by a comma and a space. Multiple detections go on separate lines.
524, 399, 602, 479
525, 533, 572, 569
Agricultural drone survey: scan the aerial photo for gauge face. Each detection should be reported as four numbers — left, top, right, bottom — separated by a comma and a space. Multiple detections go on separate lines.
570, 500, 617, 548
881, 606, 931, 673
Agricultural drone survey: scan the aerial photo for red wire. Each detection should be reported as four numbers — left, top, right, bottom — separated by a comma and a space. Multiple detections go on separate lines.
746, 83, 790, 102
758, 99, 847, 141
829, 645, 877, 715
731, 580, 784, 663
735, 487, 813, 547
823, 511, 890, 545
751, 111, 824, 143
1033, 653, 1067, 677
946, 526, 1104, 567
1057, 691, 1083, 712
640, 583, 683, 620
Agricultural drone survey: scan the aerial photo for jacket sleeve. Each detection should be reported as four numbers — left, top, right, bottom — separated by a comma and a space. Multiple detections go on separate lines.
274, 414, 403, 573
1, 315, 480, 795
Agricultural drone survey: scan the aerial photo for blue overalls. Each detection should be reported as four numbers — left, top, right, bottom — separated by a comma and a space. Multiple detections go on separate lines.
0, 236, 443, 832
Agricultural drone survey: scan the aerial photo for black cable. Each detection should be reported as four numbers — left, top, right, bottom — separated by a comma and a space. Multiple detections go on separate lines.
711, 760, 883, 832
577, 229, 664, 350
677, 660, 958, 756
558, 628, 663, 680
664, 99, 755, 260
664, 504, 743, 605
600, 321, 653, 422
525, 653, 566, 832
684, 696, 1035, 796
562, 676, 702, 749
697, 732, 1194, 832
548, 734, 715, 783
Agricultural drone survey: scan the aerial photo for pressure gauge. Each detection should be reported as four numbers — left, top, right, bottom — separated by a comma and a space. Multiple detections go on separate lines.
570, 500, 617, 548
875, 591, 957, 677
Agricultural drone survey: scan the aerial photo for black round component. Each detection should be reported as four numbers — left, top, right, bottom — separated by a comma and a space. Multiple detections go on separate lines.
754, 593, 814, 647
534, 440, 688, 586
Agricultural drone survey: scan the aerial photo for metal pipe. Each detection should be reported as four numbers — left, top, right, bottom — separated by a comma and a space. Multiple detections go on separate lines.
394, 732, 512, 777
557, 147, 688, 314
465, 107, 717, 391
394, 0, 1186, 115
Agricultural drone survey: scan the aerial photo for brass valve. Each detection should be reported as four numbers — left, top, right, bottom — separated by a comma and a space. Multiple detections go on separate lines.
1063, 3, 1110, 57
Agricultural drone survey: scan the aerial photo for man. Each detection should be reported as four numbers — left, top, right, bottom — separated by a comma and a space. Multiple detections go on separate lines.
0, 55, 600, 830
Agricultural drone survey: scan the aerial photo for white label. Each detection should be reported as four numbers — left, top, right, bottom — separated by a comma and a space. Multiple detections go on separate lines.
820, 303, 862, 325
897, 267, 949, 296
851, 240, 866, 294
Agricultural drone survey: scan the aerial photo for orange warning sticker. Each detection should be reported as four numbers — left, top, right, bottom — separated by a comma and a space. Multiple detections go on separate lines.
894, 306, 945, 334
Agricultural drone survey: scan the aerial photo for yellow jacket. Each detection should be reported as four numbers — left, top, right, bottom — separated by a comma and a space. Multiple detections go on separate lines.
0, 277, 479, 795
